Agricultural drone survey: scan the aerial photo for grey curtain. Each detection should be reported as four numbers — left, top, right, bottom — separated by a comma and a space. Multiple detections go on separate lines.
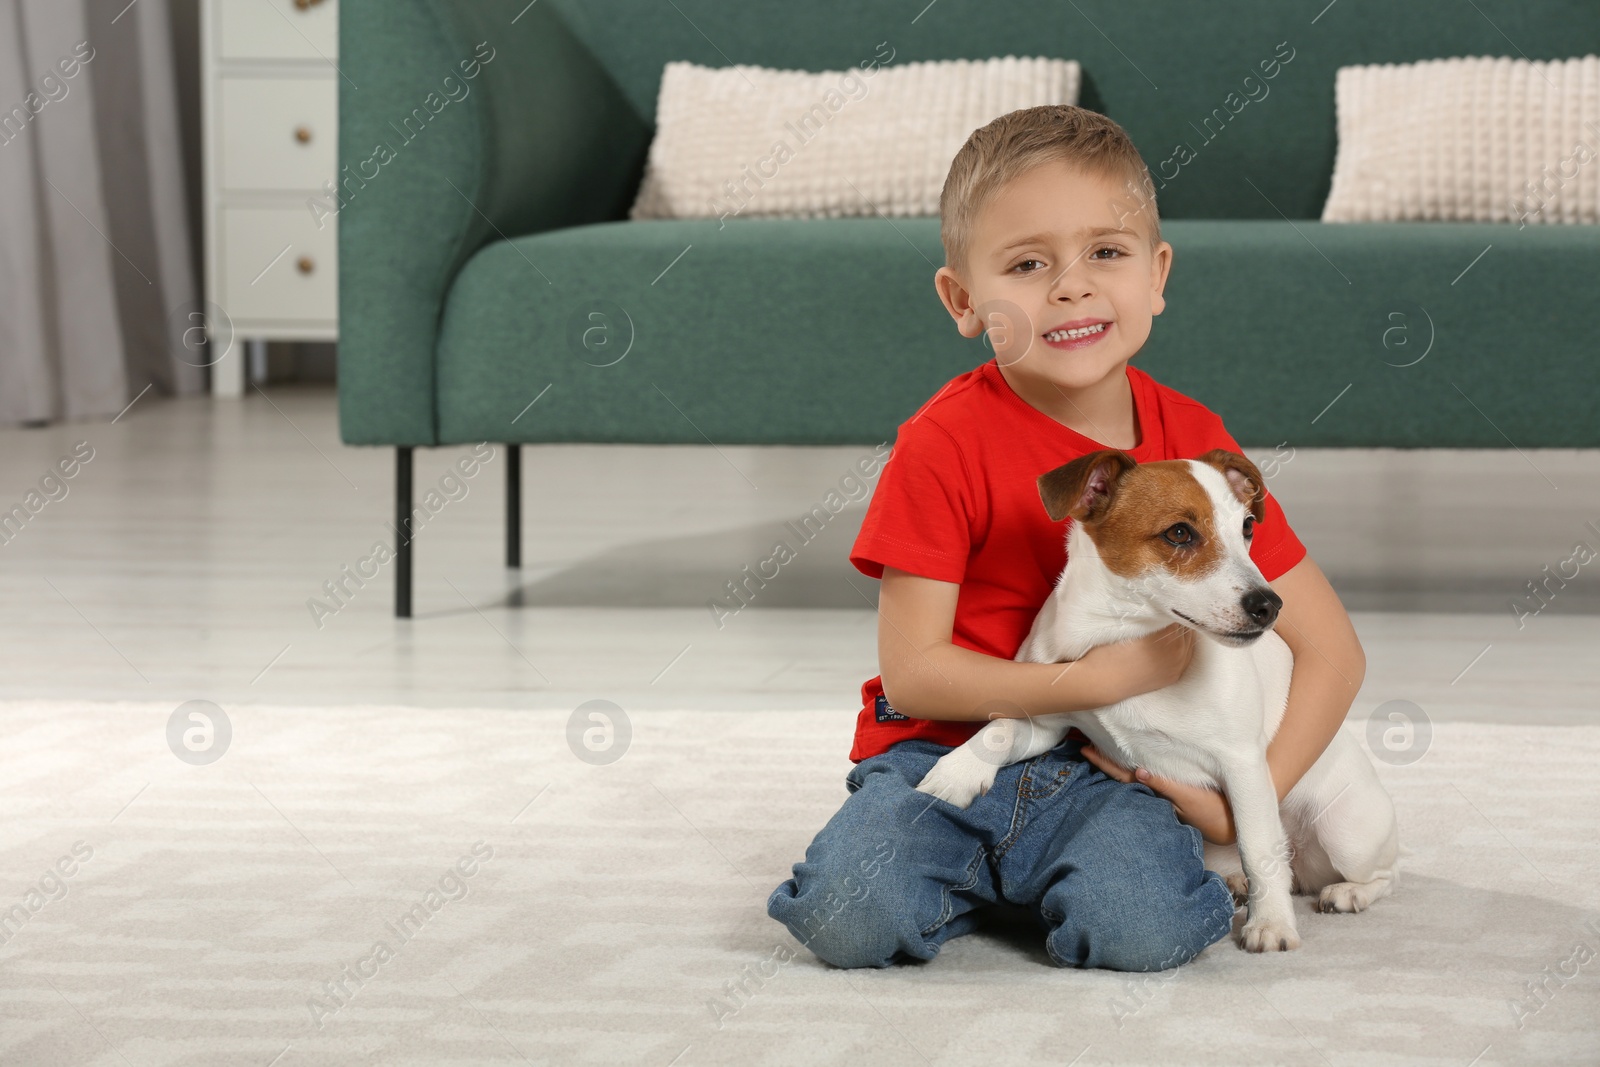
0, 0, 201, 427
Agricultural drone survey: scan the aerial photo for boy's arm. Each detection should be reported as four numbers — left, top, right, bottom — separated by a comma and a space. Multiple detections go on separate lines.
877, 565, 1196, 721
1264, 555, 1367, 803
1087, 554, 1367, 846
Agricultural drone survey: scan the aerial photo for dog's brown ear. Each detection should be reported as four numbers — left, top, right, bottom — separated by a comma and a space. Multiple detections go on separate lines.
1036, 450, 1137, 523
1196, 449, 1267, 523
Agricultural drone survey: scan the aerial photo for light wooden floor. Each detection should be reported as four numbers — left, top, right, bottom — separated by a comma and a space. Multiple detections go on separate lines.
2, 384, 1596, 724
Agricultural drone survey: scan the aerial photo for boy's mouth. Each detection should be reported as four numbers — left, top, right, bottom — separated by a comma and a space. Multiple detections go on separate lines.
1042, 320, 1111, 348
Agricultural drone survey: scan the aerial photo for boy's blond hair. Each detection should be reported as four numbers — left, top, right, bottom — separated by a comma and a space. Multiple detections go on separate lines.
939, 104, 1161, 277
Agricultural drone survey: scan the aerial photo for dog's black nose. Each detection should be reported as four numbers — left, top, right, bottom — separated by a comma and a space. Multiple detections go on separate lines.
1242, 588, 1282, 627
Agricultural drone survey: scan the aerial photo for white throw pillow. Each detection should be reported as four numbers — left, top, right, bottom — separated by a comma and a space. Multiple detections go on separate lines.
1322, 55, 1600, 225
629, 56, 1080, 221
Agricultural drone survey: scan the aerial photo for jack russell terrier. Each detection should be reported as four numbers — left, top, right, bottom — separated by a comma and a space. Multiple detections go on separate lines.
914, 449, 1399, 953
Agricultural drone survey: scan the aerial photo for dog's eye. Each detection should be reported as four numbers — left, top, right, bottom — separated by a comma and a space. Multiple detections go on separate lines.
1242, 515, 1255, 540
1163, 523, 1194, 546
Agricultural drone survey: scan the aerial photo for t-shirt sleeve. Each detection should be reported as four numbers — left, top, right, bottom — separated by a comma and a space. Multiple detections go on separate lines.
849, 415, 974, 585
1203, 417, 1308, 584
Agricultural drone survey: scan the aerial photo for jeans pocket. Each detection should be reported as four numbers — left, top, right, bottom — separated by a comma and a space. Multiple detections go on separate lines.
1017, 750, 1080, 801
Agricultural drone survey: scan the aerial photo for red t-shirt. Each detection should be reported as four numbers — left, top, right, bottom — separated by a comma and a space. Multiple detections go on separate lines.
847, 357, 1307, 763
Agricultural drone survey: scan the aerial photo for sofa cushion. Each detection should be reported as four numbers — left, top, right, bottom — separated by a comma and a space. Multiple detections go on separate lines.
436, 216, 1596, 448
1322, 55, 1600, 224
629, 55, 1081, 221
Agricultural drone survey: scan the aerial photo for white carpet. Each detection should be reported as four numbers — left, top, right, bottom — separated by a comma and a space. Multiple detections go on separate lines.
1, 699, 1597, 1066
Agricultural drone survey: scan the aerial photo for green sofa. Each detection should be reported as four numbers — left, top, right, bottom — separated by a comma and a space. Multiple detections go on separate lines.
337, 0, 1600, 616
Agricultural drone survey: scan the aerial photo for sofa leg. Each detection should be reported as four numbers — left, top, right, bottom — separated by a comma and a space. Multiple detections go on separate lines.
506, 443, 521, 568
396, 446, 413, 618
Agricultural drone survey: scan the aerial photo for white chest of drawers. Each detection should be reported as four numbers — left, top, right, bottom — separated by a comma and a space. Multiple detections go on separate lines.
201, 0, 340, 396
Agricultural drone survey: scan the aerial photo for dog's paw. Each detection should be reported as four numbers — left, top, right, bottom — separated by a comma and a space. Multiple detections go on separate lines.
914, 749, 996, 810
1239, 915, 1301, 953
1223, 871, 1250, 907
1316, 881, 1373, 913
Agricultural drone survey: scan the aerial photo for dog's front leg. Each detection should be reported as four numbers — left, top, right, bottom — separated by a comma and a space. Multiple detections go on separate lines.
915, 717, 1070, 809
1221, 759, 1301, 952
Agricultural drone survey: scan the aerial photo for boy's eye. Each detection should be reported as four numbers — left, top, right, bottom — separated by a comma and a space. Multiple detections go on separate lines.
1010, 246, 1125, 273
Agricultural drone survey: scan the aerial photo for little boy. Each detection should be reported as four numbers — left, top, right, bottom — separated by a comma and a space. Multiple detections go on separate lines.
766, 105, 1367, 971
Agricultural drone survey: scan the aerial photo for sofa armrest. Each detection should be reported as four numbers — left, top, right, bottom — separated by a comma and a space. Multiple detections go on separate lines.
338, 0, 650, 445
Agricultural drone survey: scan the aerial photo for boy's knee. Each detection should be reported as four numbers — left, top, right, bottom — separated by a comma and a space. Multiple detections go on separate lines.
786, 908, 900, 969
767, 867, 925, 970
1063, 915, 1214, 972
1044, 872, 1236, 972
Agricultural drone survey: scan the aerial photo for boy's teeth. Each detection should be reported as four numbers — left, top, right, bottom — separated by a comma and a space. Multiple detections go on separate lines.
1046, 323, 1107, 341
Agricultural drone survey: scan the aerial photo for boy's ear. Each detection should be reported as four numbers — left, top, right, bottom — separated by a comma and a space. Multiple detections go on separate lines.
1037, 450, 1137, 523
1148, 240, 1173, 317
1195, 449, 1267, 522
933, 266, 983, 338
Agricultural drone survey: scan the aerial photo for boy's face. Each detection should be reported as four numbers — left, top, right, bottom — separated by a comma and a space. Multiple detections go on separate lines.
935, 160, 1173, 393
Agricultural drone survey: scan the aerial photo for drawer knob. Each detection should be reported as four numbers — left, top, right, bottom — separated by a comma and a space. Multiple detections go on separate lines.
294, 125, 312, 144
297, 256, 315, 275
293, 0, 326, 9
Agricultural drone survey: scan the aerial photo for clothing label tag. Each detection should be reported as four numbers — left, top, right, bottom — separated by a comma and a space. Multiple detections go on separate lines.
874, 693, 908, 722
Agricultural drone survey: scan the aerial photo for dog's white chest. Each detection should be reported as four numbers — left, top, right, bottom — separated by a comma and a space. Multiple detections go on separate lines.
1048, 631, 1292, 789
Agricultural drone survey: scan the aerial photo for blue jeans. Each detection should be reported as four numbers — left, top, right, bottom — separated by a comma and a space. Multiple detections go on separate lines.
766, 734, 1237, 971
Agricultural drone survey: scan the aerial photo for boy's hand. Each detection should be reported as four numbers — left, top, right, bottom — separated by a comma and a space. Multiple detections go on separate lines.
1078, 623, 1197, 705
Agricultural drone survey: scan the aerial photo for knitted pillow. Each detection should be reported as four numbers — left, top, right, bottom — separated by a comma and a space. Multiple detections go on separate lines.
629, 55, 1080, 221
1322, 55, 1600, 225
